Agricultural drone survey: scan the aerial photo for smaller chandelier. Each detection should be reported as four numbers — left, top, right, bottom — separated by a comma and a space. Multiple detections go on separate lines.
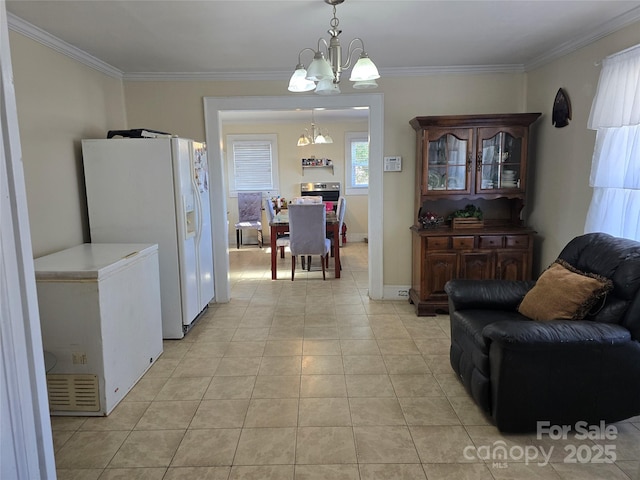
297, 111, 334, 146
288, 0, 380, 95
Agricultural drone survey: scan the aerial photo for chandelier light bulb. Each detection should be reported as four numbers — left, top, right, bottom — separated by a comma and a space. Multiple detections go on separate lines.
288, 65, 316, 92
297, 132, 311, 146
349, 53, 380, 81
306, 52, 335, 82
353, 79, 378, 89
315, 78, 341, 95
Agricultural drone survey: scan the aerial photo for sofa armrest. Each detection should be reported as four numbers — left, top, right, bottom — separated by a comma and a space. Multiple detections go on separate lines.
484, 319, 638, 432
445, 279, 535, 311
484, 319, 631, 347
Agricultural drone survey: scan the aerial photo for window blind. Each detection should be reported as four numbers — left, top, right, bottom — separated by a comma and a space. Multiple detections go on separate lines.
233, 140, 274, 191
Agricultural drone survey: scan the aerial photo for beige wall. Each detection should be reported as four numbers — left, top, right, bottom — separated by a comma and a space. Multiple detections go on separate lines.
525, 22, 640, 272
124, 74, 525, 285
12, 18, 640, 286
222, 120, 369, 244
9, 31, 127, 257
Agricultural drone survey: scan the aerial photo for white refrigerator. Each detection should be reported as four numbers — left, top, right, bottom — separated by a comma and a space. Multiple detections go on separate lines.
82, 138, 214, 339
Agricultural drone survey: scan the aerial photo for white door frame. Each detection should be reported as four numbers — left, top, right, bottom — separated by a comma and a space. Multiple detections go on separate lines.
203, 94, 384, 302
0, 1, 56, 477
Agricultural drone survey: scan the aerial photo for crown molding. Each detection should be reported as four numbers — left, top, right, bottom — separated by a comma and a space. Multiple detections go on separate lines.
122, 64, 524, 82
7, 12, 123, 79
379, 64, 525, 76
122, 71, 287, 82
524, 5, 640, 71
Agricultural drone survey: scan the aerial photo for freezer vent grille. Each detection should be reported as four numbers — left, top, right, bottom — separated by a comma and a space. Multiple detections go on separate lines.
46, 374, 100, 412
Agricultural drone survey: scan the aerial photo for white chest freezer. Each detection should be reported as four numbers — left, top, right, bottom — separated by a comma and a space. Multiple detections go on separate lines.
34, 243, 163, 416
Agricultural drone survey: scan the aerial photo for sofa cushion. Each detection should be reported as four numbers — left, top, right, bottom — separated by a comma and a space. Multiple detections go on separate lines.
518, 260, 613, 321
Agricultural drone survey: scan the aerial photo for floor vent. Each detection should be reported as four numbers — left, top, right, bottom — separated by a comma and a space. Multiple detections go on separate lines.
46, 374, 100, 412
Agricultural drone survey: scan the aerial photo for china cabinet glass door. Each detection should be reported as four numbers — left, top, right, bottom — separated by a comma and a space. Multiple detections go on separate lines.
424, 130, 471, 195
477, 127, 524, 193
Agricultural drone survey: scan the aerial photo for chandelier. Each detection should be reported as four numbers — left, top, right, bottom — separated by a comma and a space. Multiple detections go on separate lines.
288, 0, 380, 95
297, 110, 333, 146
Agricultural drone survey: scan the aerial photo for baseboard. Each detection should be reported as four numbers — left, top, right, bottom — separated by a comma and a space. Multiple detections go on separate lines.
344, 233, 367, 243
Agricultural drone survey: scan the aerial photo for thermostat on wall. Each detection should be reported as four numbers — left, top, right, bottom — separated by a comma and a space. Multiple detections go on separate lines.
384, 156, 402, 172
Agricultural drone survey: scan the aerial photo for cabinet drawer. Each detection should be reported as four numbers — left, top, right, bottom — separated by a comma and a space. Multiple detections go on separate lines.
426, 237, 450, 249
452, 236, 474, 249
479, 236, 503, 249
505, 235, 530, 248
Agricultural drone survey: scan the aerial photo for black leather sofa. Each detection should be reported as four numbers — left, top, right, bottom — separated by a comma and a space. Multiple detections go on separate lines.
445, 232, 640, 432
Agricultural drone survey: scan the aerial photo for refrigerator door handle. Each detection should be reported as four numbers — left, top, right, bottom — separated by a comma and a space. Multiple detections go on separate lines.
191, 169, 203, 243
191, 154, 204, 310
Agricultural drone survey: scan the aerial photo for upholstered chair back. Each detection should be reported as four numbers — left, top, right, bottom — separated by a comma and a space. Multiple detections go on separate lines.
288, 204, 329, 256
557, 233, 640, 339
237, 192, 262, 223
265, 198, 276, 223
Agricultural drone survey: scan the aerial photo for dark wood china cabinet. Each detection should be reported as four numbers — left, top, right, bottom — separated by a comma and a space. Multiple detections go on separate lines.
409, 113, 541, 316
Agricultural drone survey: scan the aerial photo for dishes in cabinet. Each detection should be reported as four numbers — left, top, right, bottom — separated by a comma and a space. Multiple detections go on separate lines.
447, 177, 461, 189
428, 171, 442, 189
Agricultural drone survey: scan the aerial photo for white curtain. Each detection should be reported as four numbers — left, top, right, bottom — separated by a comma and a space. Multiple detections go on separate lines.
585, 44, 640, 239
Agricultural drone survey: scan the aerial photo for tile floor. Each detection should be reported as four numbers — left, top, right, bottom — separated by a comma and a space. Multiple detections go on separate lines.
52, 242, 640, 479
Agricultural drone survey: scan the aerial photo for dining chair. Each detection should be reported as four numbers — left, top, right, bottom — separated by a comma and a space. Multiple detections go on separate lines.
288, 203, 331, 280
265, 198, 289, 258
330, 196, 346, 258
234, 192, 263, 249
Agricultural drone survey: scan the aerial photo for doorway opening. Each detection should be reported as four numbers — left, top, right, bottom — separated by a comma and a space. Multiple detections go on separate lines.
203, 94, 384, 303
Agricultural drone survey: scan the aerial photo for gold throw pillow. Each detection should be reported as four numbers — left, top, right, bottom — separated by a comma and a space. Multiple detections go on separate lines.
518, 260, 613, 321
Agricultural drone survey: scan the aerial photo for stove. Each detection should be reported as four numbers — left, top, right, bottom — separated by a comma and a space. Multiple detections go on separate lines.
300, 182, 341, 202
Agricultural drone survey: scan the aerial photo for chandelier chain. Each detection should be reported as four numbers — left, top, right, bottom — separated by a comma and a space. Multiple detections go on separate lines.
330, 6, 339, 29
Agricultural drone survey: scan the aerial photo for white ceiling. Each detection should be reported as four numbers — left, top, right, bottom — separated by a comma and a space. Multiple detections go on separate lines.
7, 0, 640, 78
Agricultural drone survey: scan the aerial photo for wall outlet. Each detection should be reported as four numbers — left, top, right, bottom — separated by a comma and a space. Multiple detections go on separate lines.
383, 286, 412, 299
72, 352, 87, 364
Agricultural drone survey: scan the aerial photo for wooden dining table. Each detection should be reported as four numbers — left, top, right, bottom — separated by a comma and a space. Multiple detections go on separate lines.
269, 210, 341, 279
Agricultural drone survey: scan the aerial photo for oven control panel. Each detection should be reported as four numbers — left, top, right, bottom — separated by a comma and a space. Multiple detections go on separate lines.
300, 182, 341, 193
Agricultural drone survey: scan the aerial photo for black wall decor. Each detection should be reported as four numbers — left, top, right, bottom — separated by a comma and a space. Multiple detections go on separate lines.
552, 88, 572, 128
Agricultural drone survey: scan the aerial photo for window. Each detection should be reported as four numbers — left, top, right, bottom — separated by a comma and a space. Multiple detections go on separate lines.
345, 132, 369, 195
226, 134, 279, 196
585, 44, 640, 240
